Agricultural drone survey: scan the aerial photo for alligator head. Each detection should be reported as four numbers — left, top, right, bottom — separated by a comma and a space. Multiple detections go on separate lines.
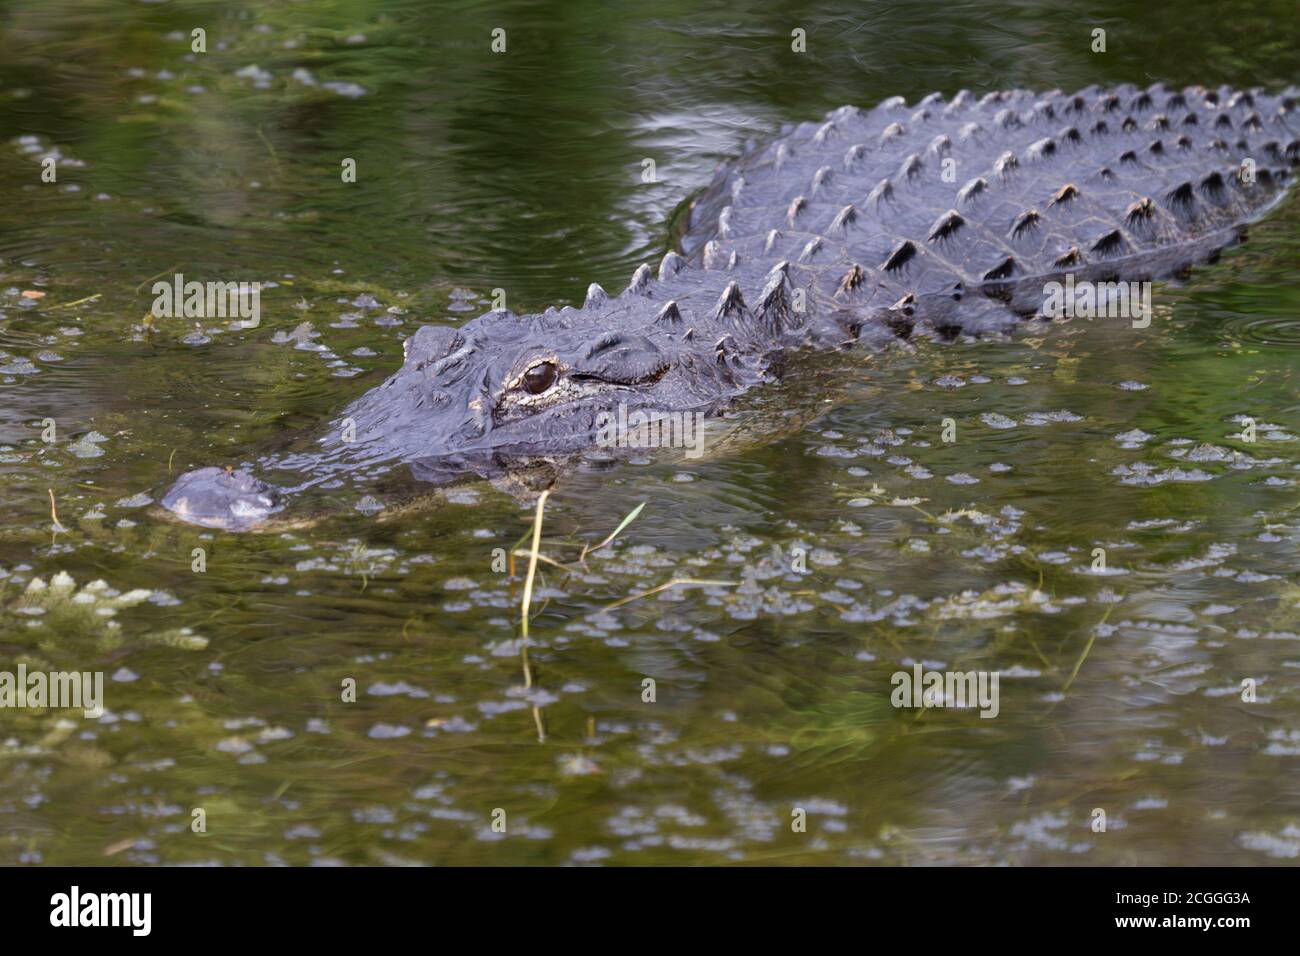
162, 292, 765, 529
347, 312, 680, 474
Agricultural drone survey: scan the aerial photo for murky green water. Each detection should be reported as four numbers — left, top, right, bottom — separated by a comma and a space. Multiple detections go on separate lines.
1, 1, 1298, 865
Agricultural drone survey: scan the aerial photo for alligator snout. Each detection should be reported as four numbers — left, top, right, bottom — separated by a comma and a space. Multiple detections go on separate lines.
161, 466, 284, 531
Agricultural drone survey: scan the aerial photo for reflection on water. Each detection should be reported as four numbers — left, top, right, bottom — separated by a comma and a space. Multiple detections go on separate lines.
0, 0, 1297, 865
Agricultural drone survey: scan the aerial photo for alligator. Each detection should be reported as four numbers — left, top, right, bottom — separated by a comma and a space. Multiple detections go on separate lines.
163, 83, 1299, 530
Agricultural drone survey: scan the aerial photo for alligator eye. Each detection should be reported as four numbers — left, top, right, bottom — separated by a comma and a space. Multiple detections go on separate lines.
522, 361, 557, 394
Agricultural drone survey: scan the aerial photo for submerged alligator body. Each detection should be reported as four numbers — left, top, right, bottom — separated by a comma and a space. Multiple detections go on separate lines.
164, 83, 1299, 529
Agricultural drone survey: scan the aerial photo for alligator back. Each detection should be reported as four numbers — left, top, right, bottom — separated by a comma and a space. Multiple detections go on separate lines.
682, 83, 1298, 335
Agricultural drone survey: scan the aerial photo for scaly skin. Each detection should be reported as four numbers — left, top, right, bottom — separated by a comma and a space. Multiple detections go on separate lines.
163, 83, 1298, 530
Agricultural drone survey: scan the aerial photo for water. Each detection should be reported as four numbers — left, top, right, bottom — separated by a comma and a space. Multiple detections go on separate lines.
1, 0, 1297, 865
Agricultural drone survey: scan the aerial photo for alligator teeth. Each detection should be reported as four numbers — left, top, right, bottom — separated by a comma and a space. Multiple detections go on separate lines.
654, 300, 683, 328
658, 251, 686, 281
584, 283, 608, 309
710, 282, 747, 324
926, 210, 965, 242
624, 263, 653, 296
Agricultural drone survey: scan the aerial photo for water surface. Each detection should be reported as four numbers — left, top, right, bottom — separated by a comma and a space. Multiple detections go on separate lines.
1, 0, 1298, 865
